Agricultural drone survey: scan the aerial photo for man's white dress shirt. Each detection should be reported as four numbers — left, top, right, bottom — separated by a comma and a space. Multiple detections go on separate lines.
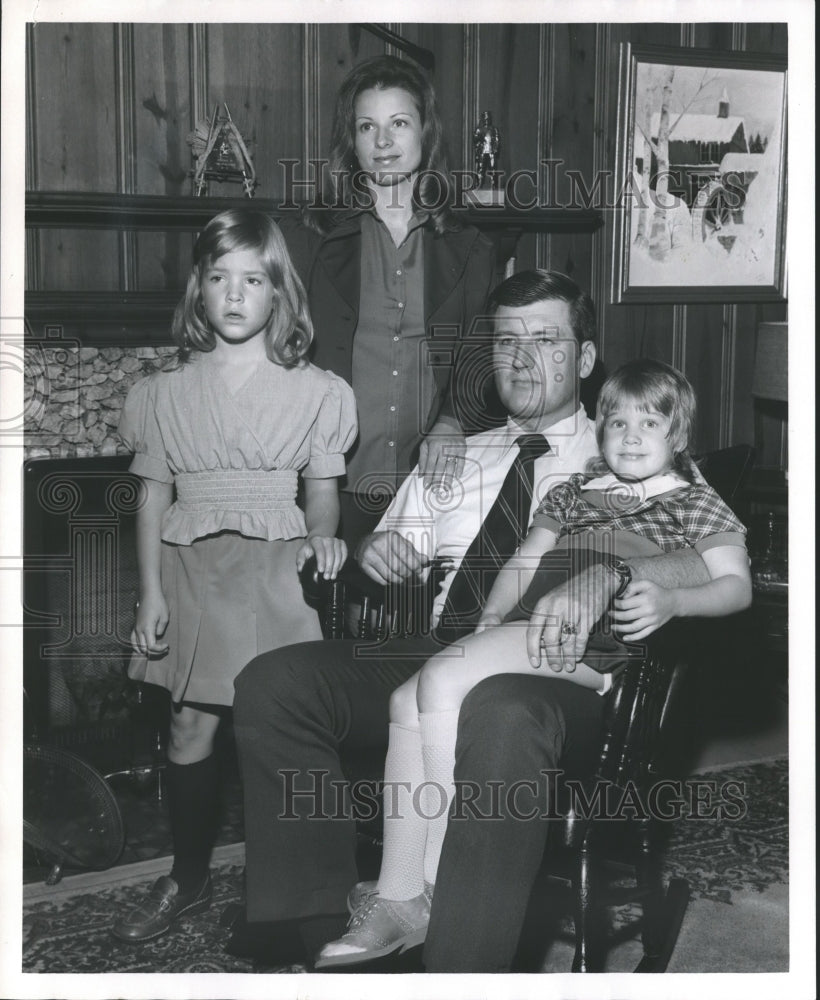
376, 407, 599, 627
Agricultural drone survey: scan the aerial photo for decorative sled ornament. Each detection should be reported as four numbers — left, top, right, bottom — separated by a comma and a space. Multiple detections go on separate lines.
187, 103, 257, 197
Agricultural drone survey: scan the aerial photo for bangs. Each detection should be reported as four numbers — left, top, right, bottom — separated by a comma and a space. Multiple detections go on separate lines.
595, 358, 697, 454
198, 222, 266, 270
599, 385, 675, 420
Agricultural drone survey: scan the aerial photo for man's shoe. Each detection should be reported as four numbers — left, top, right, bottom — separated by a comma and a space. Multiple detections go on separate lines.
314, 892, 430, 969
112, 874, 212, 943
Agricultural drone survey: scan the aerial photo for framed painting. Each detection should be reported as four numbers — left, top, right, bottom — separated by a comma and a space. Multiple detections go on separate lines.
611, 44, 787, 304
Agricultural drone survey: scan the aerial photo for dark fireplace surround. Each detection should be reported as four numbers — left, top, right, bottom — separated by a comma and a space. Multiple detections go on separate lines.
23, 455, 168, 770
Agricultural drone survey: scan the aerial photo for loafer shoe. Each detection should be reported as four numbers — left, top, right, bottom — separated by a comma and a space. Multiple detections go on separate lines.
112, 874, 212, 943
314, 892, 430, 969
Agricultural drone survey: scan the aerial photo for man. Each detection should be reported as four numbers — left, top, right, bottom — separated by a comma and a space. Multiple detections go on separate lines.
229, 270, 708, 970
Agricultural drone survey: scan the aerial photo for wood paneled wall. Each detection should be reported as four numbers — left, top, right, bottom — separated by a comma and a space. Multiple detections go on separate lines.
25, 20, 788, 463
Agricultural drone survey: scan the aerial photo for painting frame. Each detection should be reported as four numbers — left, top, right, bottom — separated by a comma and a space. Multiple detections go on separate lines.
611, 44, 787, 304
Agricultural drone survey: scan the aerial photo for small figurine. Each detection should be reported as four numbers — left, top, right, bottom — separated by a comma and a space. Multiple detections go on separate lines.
473, 111, 500, 189
187, 104, 257, 197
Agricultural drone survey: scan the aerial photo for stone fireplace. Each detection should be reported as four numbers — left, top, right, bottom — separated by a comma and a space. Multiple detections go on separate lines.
25, 344, 177, 462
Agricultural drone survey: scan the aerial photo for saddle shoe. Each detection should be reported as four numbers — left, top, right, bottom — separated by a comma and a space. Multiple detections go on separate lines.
314, 891, 431, 969
347, 880, 434, 914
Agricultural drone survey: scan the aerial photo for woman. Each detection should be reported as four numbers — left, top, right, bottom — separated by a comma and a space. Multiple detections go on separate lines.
281, 55, 497, 549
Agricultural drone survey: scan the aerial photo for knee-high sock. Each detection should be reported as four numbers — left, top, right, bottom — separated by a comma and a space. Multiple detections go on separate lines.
419, 710, 460, 887
167, 754, 221, 893
376, 722, 427, 900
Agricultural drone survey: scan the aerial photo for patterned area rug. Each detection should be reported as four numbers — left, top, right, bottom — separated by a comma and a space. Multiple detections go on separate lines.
660, 758, 788, 903
21, 758, 787, 974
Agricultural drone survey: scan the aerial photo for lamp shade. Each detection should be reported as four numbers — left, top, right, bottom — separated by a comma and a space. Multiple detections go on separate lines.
752, 321, 788, 402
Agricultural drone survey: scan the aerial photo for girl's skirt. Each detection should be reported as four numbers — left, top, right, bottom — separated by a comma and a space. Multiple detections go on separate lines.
128, 532, 322, 706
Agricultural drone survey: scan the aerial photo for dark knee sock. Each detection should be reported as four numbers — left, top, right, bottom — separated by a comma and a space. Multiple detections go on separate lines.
167, 754, 221, 893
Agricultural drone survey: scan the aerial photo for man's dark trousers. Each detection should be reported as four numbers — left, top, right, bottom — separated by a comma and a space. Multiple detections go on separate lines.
233, 635, 438, 921
233, 640, 604, 969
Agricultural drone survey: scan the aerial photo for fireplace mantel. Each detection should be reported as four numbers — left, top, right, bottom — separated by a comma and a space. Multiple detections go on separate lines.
25, 191, 603, 346
26, 191, 603, 234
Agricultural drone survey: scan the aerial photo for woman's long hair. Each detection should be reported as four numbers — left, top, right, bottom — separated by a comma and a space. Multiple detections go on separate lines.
171, 210, 313, 367
587, 358, 699, 483
308, 55, 457, 235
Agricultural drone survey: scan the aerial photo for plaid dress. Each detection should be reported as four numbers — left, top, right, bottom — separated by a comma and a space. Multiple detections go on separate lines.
509, 473, 747, 673
531, 473, 746, 553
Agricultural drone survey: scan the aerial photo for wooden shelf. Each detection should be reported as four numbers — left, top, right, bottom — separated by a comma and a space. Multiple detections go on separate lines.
26, 190, 603, 234
25, 292, 179, 347
25, 191, 603, 345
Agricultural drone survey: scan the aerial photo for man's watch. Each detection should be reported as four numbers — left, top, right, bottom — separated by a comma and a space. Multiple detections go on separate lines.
603, 556, 633, 599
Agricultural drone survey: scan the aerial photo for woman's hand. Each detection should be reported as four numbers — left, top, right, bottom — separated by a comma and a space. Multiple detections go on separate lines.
419, 420, 467, 490
297, 535, 348, 581
131, 591, 170, 656
610, 580, 680, 642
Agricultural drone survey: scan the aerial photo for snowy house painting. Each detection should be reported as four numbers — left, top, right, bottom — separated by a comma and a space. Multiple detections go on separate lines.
616, 49, 787, 301
642, 89, 750, 207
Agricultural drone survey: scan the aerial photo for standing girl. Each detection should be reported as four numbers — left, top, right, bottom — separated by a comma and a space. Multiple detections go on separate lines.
113, 210, 357, 943
316, 358, 751, 967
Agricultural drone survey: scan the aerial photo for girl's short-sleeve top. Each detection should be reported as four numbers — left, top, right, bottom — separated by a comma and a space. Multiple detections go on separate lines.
532, 473, 746, 555
118, 354, 357, 544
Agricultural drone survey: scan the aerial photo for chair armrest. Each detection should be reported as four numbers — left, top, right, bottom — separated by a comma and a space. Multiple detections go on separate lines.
597, 621, 693, 789
299, 555, 385, 605
298, 556, 382, 640
299, 556, 438, 640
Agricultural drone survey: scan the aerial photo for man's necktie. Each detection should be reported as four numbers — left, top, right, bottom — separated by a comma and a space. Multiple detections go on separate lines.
436, 433, 551, 642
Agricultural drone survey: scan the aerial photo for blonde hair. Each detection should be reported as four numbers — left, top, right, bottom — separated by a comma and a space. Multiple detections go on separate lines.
172, 210, 313, 367
588, 358, 698, 483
